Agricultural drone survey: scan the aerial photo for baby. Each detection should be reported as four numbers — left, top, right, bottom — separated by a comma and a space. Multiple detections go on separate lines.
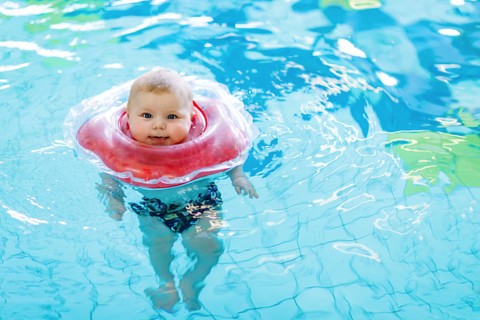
96, 68, 258, 312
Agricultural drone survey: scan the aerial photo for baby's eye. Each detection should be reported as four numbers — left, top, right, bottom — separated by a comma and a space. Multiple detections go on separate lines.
166, 114, 178, 120
142, 113, 153, 119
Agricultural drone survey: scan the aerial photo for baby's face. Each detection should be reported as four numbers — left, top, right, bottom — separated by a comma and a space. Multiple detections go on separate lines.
127, 91, 192, 146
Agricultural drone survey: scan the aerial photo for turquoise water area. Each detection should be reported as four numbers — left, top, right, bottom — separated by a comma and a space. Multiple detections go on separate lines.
1, 0, 480, 319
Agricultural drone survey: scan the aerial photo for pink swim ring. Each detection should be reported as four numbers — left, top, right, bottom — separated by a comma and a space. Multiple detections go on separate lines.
64, 77, 257, 189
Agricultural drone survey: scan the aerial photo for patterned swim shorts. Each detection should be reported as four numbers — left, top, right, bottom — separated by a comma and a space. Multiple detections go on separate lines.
129, 182, 223, 233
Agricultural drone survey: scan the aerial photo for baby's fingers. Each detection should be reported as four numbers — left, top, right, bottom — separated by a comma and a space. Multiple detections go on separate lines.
109, 211, 124, 221
235, 185, 243, 195
249, 188, 259, 199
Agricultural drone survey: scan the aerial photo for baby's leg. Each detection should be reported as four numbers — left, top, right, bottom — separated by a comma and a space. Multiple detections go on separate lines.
179, 210, 225, 311
137, 215, 180, 313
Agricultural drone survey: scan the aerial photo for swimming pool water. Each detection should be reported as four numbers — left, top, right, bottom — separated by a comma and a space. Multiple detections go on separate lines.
1, 0, 480, 319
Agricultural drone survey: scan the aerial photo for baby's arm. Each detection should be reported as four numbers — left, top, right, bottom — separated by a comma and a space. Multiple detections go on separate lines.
96, 173, 126, 220
228, 165, 259, 199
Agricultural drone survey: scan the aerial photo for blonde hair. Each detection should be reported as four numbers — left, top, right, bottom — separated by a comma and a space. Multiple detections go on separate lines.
127, 68, 192, 110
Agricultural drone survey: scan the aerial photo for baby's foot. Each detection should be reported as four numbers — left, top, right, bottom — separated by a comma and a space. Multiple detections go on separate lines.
184, 296, 202, 311
179, 280, 204, 311
145, 284, 180, 313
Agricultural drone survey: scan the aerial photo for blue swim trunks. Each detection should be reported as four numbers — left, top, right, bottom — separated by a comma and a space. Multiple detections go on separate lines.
129, 182, 223, 233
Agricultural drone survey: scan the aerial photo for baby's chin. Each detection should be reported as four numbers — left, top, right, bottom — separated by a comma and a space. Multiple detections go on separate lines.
145, 137, 172, 146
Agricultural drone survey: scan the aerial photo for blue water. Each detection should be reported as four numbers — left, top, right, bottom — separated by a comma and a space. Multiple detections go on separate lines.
1, 0, 480, 319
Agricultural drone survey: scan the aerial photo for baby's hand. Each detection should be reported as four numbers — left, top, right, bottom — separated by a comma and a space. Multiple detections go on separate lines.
108, 210, 125, 221
106, 199, 126, 221
232, 176, 259, 199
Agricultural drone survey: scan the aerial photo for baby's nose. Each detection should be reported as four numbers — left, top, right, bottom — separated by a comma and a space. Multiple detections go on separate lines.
153, 119, 166, 130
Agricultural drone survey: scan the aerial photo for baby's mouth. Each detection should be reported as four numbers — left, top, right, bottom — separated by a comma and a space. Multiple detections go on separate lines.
148, 136, 169, 144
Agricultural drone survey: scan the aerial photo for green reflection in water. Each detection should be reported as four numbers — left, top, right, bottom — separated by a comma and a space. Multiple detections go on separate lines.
22, 1, 105, 34
319, 0, 382, 10
387, 131, 480, 195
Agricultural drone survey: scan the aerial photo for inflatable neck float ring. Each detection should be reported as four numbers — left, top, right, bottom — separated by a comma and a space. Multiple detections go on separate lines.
65, 78, 257, 189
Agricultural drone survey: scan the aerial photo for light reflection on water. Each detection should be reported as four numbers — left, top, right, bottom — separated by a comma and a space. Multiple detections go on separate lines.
0, 0, 480, 319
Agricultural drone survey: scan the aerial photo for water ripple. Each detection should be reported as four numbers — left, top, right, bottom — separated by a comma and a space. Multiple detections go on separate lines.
332, 242, 381, 262
0, 3, 54, 16
0, 41, 76, 59
0, 201, 48, 226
